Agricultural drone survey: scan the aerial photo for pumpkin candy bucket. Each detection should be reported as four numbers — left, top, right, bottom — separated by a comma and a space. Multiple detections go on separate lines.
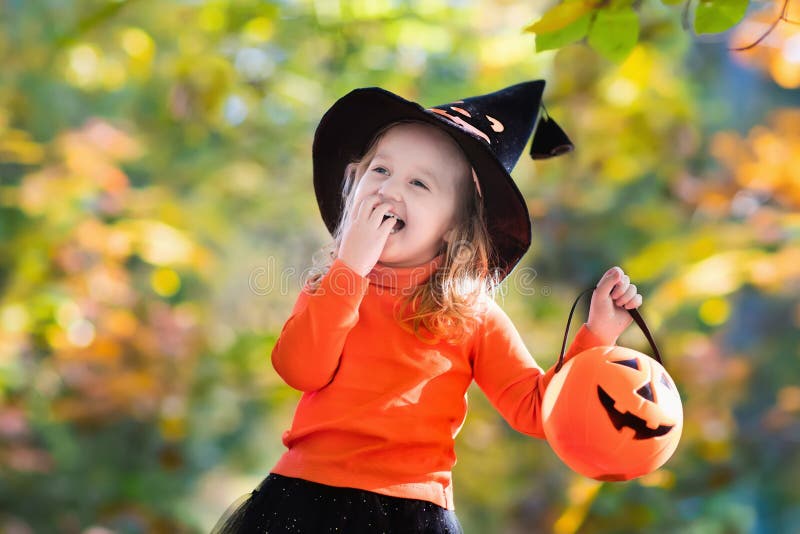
542, 287, 683, 481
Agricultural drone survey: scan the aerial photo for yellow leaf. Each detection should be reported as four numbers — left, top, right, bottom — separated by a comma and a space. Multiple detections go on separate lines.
524, 0, 597, 34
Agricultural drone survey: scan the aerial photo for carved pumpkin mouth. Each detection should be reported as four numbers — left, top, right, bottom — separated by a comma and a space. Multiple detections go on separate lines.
597, 386, 674, 440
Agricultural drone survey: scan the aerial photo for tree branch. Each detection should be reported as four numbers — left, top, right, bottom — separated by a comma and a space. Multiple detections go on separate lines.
728, 0, 788, 52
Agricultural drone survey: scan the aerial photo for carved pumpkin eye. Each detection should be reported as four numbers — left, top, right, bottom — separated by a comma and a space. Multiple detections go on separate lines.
612, 358, 639, 370
660, 373, 673, 391
636, 382, 655, 402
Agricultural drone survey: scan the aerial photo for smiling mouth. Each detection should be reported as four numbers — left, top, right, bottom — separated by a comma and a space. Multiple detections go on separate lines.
597, 386, 674, 440
383, 213, 406, 234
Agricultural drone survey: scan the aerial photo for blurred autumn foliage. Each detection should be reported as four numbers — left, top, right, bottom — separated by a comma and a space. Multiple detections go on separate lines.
1, 1, 799, 533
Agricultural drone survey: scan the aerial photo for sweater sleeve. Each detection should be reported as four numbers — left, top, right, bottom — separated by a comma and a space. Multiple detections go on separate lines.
471, 298, 609, 439
271, 258, 371, 392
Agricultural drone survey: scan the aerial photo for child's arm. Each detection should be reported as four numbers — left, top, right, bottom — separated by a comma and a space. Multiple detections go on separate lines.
471, 298, 608, 439
270, 258, 370, 391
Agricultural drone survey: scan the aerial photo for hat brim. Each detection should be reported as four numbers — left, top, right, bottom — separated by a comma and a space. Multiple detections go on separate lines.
312, 87, 534, 282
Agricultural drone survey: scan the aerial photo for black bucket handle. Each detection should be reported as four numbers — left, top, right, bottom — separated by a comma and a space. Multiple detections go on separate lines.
554, 285, 663, 373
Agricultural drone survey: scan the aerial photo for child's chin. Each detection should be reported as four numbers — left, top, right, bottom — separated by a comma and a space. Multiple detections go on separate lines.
378, 245, 403, 263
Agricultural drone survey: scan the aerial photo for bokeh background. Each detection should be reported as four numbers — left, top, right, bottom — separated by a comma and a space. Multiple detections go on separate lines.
2, 0, 799, 532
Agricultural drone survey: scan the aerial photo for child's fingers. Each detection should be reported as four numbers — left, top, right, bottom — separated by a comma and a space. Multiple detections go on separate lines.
356, 194, 377, 218
622, 293, 643, 310
614, 283, 637, 305
350, 196, 365, 221
379, 213, 396, 233
369, 202, 394, 227
595, 267, 622, 297
610, 275, 631, 299
354, 193, 381, 220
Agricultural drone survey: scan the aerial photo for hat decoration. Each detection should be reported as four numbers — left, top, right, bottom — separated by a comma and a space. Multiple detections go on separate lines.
312, 80, 575, 282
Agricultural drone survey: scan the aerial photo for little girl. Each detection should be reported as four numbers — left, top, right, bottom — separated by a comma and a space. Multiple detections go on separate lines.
212, 80, 643, 533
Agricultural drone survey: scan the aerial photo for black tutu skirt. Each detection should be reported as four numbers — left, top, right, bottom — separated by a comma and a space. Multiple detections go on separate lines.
210, 473, 464, 534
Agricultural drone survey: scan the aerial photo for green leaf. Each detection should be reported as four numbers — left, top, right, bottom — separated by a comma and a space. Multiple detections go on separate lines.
694, 0, 749, 34
534, 11, 592, 52
661, 0, 684, 5
524, 0, 596, 34
587, 6, 639, 62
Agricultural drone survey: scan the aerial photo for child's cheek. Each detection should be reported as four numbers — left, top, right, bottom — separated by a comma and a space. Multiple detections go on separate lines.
353, 178, 375, 202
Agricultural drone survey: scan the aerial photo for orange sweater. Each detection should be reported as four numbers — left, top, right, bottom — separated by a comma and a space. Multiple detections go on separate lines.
270, 253, 607, 510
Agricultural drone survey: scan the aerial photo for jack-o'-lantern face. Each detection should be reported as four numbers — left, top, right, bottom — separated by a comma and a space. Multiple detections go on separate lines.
598, 355, 680, 440
542, 345, 684, 481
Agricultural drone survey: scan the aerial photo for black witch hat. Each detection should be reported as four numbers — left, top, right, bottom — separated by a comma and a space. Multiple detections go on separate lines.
312, 80, 574, 282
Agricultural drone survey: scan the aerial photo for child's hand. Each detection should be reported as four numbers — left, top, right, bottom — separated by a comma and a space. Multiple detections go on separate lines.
586, 266, 643, 346
337, 193, 397, 277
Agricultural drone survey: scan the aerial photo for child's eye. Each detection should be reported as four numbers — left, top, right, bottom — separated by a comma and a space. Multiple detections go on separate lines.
411, 179, 429, 190
372, 166, 388, 174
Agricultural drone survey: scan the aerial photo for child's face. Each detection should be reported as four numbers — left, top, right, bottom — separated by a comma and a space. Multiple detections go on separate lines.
352, 122, 470, 268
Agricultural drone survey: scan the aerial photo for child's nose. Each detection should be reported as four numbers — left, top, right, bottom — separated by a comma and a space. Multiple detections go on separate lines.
378, 176, 403, 200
